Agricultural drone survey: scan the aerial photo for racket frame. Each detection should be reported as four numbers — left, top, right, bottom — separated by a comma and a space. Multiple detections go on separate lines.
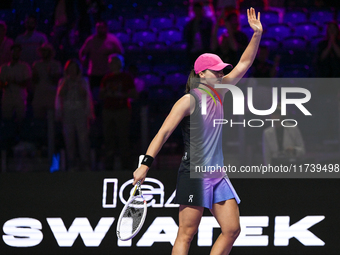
116, 181, 147, 241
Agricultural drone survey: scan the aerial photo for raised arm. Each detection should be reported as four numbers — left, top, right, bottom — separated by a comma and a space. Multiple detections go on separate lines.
222, 8, 262, 87
132, 94, 194, 185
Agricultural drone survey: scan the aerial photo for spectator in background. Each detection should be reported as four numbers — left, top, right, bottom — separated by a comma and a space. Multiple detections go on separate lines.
215, 1, 238, 16
52, 0, 78, 63
128, 64, 146, 153
0, 21, 13, 66
211, 11, 249, 68
248, 45, 280, 110
0, 44, 31, 122
128, 64, 145, 94
86, 0, 106, 29
262, 106, 305, 165
55, 59, 94, 171
99, 54, 137, 170
79, 21, 123, 105
317, 21, 340, 78
184, 2, 214, 65
315, 22, 340, 139
244, 46, 280, 165
189, 0, 215, 21
251, 45, 280, 78
15, 15, 48, 66
32, 43, 62, 119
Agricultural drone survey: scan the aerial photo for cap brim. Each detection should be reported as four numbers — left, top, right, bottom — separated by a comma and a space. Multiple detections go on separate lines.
209, 62, 233, 71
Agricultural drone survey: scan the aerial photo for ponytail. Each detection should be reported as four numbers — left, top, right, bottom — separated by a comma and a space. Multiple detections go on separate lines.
185, 69, 200, 93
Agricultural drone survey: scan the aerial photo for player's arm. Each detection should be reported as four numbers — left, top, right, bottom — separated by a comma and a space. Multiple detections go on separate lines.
133, 94, 194, 185
219, 8, 262, 93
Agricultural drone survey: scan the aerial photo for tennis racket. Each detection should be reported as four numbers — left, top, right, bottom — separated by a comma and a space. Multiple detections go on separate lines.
116, 156, 147, 241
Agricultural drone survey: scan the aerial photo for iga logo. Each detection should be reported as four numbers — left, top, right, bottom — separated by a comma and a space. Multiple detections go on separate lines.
102, 178, 179, 208
119, 178, 165, 207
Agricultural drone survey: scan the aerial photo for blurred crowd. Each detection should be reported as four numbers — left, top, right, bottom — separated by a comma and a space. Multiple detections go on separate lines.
0, 0, 340, 171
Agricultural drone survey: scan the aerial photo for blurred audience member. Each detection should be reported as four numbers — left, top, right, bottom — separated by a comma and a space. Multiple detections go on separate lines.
0, 21, 13, 66
32, 43, 62, 119
184, 2, 214, 65
128, 64, 146, 153
0, 44, 31, 122
52, 0, 78, 62
15, 15, 48, 66
211, 11, 248, 67
215, 1, 238, 17
317, 21, 340, 78
87, 0, 106, 29
128, 64, 145, 94
251, 45, 280, 77
79, 21, 123, 103
189, 0, 215, 20
262, 107, 305, 165
99, 54, 137, 170
55, 59, 94, 171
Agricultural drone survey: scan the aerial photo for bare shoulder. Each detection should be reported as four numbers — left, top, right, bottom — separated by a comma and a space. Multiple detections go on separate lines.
175, 93, 195, 115
175, 94, 190, 108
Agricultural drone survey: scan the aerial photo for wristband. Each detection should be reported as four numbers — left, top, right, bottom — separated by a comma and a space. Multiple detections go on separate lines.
141, 155, 154, 168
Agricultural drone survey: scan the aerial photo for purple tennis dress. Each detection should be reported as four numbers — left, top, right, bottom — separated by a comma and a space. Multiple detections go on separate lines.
174, 88, 240, 209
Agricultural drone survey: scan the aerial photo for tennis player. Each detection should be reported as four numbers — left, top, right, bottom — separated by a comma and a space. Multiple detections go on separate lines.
133, 8, 262, 255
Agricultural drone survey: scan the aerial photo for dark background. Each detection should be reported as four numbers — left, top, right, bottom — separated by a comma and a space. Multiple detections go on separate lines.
1, 171, 339, 255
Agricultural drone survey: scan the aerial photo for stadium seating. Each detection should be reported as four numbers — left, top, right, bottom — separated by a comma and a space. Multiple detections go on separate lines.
265, 23, 292, 40
107, 19, 123, 32
175, 16, 190, 29
260, 37, 281, 50
149, 17, 174, 30
310, 10, 334, 25
293, 22, 321, 40
158, 29, 182, 44
283, 10, 308, 25
282, 36, 308, 50
115, 31, 131, 44
125, 18, 149, 30
132, 30, 157, 45
139, 73, 162, 87
261, 10, 280, 26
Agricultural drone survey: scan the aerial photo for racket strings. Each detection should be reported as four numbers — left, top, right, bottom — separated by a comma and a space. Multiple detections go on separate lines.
120, 197, 146, 238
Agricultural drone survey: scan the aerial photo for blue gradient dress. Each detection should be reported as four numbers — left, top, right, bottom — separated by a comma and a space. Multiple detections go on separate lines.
174, 88, 240, 209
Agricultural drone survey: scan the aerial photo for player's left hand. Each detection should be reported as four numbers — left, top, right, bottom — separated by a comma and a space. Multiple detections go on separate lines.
247, 7, 262, 33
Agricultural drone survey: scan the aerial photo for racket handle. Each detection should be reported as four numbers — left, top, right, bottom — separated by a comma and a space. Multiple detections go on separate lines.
138, 155, 144, 168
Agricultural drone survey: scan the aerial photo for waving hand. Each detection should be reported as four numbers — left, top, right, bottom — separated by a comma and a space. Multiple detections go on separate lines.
248, 7, 262, 33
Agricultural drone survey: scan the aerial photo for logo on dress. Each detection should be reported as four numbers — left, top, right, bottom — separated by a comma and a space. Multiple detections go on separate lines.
188, 195, 194, 202
198, 83, 223, 115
